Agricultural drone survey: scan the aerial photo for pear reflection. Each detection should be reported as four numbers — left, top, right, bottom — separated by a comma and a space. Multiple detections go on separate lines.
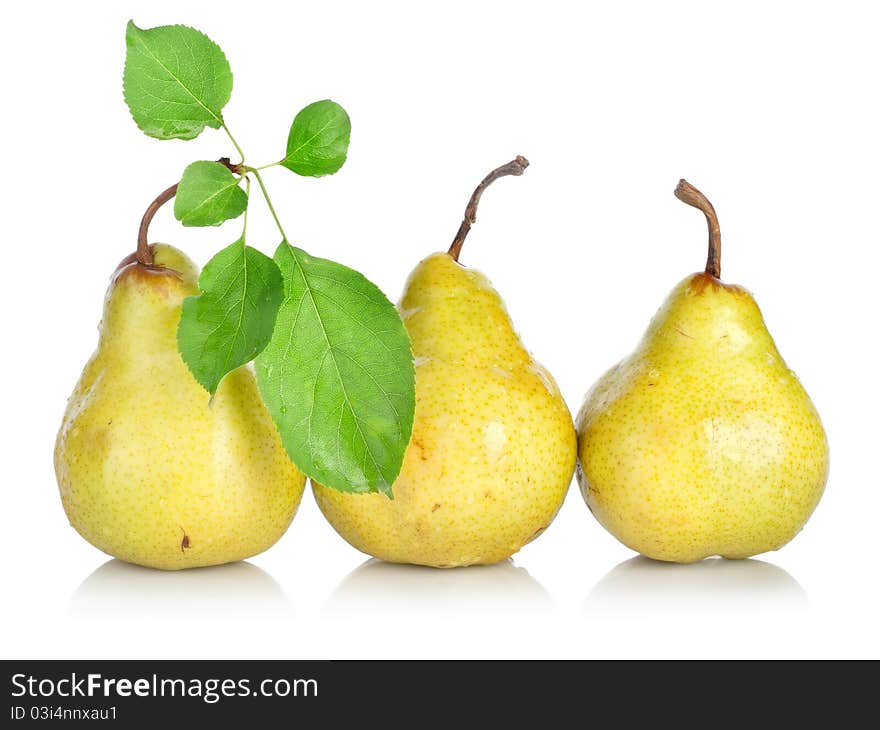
326, 559, 553, 615
586, 556, 807, 614
70, 559, 291, 618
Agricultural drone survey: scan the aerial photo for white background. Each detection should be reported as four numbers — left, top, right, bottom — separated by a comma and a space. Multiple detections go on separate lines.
1, 0, 877, 659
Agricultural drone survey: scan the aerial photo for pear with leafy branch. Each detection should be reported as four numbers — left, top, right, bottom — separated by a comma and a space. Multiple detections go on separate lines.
55, 21, 415, 568
55, 244, 306, 569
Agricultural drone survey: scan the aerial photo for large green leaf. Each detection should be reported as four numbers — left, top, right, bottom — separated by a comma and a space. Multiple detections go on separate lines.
123, 21, 233, 140
178, 238, 283, 394
256, 242, 415, 495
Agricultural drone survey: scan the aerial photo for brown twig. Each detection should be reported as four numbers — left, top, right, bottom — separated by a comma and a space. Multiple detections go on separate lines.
135, 157, 243, 266
447, 155, 529, 262
674, 179, 722, 279
136, 184, 178, 265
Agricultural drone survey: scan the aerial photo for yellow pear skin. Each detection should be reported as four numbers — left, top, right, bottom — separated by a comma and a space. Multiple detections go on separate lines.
576, 181, 828, 563
55, 245, 306, 570
314, 254, 576, 567
313, 158, 576, 567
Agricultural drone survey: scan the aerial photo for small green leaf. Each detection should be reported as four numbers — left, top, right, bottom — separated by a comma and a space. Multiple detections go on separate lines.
174, 161, 248, 227
281, 100, 351, 177
123, 20, 233, 140
256, 242, 415, 496
178, 239, 283, 394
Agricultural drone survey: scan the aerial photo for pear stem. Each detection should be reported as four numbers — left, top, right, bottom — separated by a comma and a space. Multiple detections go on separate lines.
135, 158, 243, 266
447, 155, 530, 262
136, 184, 178, 265
674, 179, 722, 279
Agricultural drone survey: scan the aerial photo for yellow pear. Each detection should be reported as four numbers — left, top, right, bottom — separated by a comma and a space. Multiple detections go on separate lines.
55, 244, 306, 570
314, 157, 576, 567
577, 180, 828, 563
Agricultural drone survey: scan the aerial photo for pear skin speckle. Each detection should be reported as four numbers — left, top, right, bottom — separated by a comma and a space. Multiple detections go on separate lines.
55, 245, 306, 570
576, 272, 829, 563
313, 253, 577, 567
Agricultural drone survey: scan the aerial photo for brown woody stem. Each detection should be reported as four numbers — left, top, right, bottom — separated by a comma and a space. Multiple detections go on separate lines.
674, 179, 721, 279
447, 155, 530, 262
136, 183, 178, 265
135, 157, 243, 266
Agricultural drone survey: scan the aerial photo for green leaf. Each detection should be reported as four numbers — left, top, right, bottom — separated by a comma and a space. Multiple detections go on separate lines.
178, 238, 284, 394
174, 161, 248, 227
281, 100, 351, 177
256, 242, 415, 496
123, 20, 233, 141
